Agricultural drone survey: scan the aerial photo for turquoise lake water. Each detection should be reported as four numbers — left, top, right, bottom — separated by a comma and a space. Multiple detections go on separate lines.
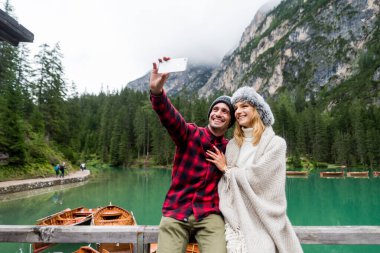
0, 168, 379, 253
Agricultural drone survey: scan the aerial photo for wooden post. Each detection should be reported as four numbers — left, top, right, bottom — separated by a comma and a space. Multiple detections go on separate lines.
137, 231, 144, 253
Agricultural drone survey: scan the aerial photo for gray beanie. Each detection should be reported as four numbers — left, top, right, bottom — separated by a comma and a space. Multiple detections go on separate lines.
231, 86, 274, 126
208, 95, 235, 128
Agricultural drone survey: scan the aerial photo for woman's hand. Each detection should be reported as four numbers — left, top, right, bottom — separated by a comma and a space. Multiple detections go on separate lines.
206, 145, 227, 173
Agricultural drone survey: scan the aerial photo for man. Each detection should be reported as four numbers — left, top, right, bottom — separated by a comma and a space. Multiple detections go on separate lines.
59, 162, 65, 178
150, 57, 235, 253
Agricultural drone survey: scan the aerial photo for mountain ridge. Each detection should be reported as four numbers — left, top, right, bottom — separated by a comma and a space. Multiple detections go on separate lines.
127, 0, 379, 107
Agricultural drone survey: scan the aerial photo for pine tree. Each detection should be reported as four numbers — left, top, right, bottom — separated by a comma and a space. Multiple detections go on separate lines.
192, 96, 209, 126
0, 2, 27, 164
133, 102, 153, 160
110, 112, 123, 166
32, 43, 67, 142
332, 132, 352, 166
97, 92, 114, 162
304, 107, 316, 157
351, 101, 367, 165
313, 113, 329, 162
16, 44, 34, 119
366, 129, 378, 169
295, 113, 307, 155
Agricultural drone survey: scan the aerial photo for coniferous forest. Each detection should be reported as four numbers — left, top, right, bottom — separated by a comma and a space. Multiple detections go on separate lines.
1, 6, 379, 179
1, 37, 379, 172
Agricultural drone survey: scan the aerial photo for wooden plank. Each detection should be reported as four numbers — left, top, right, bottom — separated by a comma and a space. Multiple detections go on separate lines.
0, 225, 158, 243
0, 225, 379, 245
295, 226, 380, 244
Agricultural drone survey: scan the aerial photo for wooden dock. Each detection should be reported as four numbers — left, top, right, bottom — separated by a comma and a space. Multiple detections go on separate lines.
0, 225, 379, 253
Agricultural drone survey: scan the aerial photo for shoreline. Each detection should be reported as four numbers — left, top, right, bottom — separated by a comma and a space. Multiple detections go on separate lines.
0, 170, 90, 195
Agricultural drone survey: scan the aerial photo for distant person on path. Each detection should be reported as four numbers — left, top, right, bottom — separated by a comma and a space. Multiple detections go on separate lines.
206, 86, 303, 253
59, 162, 66, 178
54, 164, 60, 177
149, 57, 235, 253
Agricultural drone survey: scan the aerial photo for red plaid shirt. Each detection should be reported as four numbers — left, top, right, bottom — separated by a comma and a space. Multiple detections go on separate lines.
151, 91, 228, 222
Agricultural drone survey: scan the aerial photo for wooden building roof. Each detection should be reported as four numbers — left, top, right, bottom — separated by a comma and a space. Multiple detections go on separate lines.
0, 8, 33, 46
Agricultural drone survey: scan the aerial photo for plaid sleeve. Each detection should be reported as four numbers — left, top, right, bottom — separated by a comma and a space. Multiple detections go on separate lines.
150, 90, 190, 145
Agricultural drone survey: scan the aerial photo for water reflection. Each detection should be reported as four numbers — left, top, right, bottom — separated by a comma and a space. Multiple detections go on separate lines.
51, 191, 63, 205
0, 181, 87, 202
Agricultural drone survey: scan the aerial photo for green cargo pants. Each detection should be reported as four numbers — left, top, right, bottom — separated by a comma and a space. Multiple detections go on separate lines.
157, 214, 227, 253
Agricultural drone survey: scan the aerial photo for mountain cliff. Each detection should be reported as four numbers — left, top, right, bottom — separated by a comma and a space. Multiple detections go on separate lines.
199, 0, 379, 103
127, 0, 379, 106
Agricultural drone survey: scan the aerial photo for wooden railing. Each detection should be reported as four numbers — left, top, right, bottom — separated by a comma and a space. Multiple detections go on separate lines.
0, 225, 379, 253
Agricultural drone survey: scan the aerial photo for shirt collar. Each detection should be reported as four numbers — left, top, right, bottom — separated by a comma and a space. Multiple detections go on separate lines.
205, 126, 224, 143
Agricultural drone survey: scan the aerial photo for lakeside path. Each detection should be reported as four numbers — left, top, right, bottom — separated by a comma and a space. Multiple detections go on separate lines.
0, 170, 90, 195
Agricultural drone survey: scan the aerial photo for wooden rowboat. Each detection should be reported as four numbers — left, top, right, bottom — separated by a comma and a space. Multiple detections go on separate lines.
37, 206, 97, 226
74, 246, 103, 253
347, 171, 369, 178
150, 243, 199, 253
33, 207, 99, 253
320, 171, 345, 178
92, 205, 137, 253
286, 171, 309, 177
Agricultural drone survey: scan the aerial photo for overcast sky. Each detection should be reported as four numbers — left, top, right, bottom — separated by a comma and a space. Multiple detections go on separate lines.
3, 0, 276, 94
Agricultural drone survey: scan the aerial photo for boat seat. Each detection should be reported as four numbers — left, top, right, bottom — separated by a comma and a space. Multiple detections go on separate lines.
101, 211, 123, 217
58, 218, 76, 221
57, 217, 77, 224
73, 211, 92, 216
96, 218, 134, 225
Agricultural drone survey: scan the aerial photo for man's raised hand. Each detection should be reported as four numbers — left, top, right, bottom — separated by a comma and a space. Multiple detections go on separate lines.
149, 57, 170, 95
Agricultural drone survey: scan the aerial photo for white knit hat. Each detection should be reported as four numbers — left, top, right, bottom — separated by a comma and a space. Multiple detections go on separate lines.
231, 86, 274, 126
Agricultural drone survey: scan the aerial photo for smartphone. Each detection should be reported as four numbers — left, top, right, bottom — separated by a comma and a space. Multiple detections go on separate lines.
158, 58, 188, 73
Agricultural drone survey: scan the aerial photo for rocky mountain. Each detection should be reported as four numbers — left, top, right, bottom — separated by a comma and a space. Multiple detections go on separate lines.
199, 0, 380, 103
128, 0, 379, 105
126, 64, 215, 96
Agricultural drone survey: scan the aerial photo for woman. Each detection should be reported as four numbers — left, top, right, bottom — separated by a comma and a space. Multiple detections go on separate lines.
206, 86, 303, 253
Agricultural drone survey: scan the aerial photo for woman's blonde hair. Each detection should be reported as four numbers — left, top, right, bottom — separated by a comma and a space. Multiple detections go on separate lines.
233, 105, 265, 147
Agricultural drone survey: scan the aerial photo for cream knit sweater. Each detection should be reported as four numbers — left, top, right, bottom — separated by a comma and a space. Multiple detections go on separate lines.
218, 126, 303, 253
